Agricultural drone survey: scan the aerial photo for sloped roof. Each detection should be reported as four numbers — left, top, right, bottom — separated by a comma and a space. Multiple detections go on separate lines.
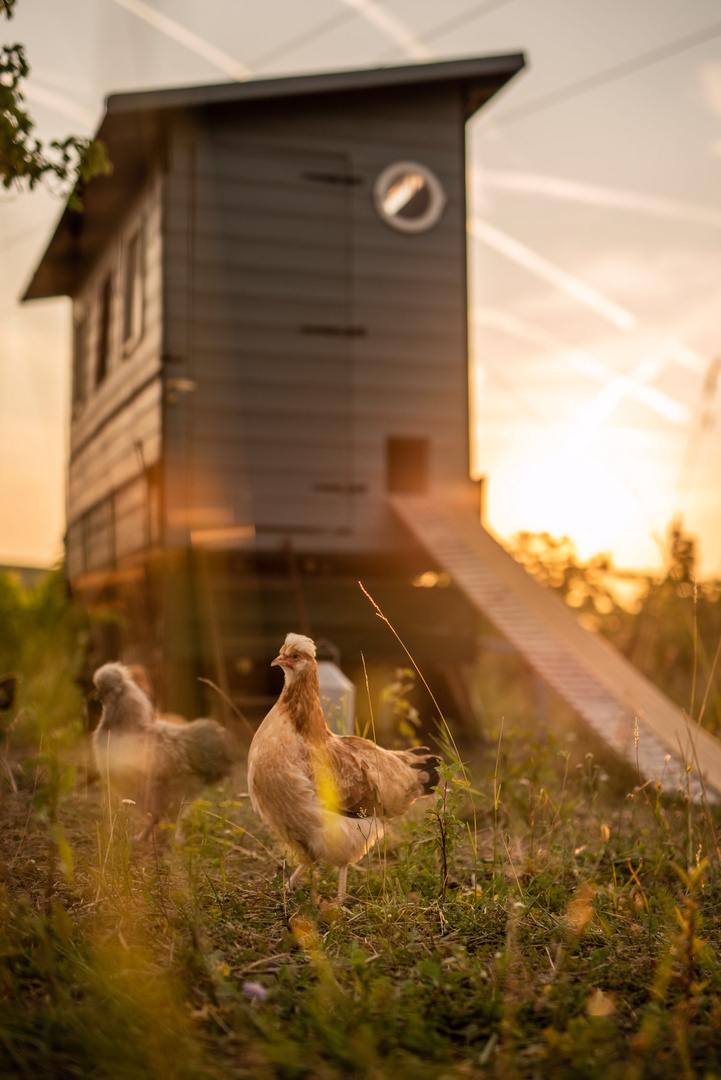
22, 53, 524, 302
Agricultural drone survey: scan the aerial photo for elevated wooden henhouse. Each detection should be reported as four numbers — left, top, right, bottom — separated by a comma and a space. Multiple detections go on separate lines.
24, 56, 721, 798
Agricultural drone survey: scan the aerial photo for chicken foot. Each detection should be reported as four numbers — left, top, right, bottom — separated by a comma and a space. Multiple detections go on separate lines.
287, 862, 346, 904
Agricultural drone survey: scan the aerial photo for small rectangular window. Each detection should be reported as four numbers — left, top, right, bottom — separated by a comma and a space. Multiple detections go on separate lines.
72, 314, 87, 407
115, 476, 148, 557
122, 227, 144, 350
95, 275, 112, 386
386, 437, 430, 494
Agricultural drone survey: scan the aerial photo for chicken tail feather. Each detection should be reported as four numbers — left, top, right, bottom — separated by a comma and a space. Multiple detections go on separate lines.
407, 746, 441, 794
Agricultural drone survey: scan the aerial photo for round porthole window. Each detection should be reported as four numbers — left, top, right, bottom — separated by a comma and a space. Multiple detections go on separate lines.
372, 161, 447, 234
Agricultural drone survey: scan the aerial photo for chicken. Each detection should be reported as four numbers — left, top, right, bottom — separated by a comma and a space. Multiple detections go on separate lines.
247, 633, 440, 902
93, 662, 237, 839
126, 664, 187, 725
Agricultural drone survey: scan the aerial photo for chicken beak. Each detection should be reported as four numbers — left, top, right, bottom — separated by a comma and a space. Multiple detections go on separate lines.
270, 654, 285, 668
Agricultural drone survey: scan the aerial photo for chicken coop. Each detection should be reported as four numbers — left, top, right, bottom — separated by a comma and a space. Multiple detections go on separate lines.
24, 55, 524, 723
26, 52, 721, 798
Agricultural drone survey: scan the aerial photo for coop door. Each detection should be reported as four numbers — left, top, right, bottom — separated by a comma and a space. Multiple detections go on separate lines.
188, 142, 356, 543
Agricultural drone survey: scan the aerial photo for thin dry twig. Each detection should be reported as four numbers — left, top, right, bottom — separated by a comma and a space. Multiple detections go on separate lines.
197, 677, 256, 740
358, 581, 468, 781
361, 650, 387, 897
502, 837, 525, 899
358, 579, 485, 904
680, 710, 721, 860
696, 629, 721, 730
691, 582, 699, 720
234, 953, 292, 975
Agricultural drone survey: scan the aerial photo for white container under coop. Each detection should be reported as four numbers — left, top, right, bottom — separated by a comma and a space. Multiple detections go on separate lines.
318, 660, 356, 736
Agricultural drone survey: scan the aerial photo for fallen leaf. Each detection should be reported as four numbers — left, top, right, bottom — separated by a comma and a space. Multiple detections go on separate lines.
318, 899, 342, 924
587, 989, 615, 1017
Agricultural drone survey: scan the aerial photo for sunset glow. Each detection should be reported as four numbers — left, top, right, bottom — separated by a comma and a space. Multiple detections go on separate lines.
3, 0, 721, 579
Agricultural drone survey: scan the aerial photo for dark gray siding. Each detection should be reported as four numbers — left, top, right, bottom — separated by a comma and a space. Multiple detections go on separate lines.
66, 171, 163, 581
162, 82, 471, 555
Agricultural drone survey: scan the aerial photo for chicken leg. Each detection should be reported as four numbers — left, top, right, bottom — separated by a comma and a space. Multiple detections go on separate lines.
287, 863, 308, 891
337, 865, 348, 903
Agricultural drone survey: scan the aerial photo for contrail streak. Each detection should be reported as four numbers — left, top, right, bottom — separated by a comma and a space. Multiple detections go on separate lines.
111, 0, 252, 81
23, 83, 96, 128
572, 357, 688, 432
472, 307, 688, 424
472, 306, 583, 357
475, 168, 721, 229
469, 218, 637, 332
663, 338, 708, 374
334, 0, 431, 60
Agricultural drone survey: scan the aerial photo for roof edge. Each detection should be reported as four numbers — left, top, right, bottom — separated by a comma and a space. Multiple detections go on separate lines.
104, 53, 526, 118
22, 52, 526, 302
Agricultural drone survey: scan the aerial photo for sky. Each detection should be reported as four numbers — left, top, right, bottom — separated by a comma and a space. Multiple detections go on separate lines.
1, 0, 721, 575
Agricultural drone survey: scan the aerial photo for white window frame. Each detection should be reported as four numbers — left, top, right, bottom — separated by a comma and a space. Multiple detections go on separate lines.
372, 161, 447, 234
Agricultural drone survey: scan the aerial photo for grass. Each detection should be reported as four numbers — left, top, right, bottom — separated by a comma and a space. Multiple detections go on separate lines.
2, 714, 721, 1080
2, 568, 721, 1078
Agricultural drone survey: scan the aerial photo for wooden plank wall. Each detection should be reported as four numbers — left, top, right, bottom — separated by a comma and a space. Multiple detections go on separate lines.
163, 142, 353, 541
67, 169, 164, 577
162, 83, 471, 555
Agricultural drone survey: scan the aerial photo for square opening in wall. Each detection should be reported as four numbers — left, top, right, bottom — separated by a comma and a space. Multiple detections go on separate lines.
386, 437, 430, 494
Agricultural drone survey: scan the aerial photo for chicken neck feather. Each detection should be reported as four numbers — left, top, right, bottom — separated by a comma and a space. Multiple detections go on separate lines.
281, 661, 326, 741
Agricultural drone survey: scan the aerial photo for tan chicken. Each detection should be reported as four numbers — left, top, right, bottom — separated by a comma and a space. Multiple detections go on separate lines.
93, 662, 237, 839
247, 633, 440, 902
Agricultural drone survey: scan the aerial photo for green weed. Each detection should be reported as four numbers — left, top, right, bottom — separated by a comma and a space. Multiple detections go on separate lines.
1, 569, 721, 1077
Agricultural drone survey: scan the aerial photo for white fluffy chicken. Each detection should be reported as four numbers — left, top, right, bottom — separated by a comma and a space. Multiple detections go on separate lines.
93, 663, 237, 839
247, 633, 440, 902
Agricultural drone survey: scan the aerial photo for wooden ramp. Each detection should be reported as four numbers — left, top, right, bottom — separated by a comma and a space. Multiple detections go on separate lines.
391, 495, 721, 802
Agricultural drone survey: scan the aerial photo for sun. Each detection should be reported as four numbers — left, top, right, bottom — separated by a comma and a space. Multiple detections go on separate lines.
477, 428, 672, 572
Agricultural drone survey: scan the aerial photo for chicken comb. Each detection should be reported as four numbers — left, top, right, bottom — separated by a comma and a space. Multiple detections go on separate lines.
282, 633, 316, 658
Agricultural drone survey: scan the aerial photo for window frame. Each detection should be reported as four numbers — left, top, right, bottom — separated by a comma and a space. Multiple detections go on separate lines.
94, 273, 113, 388
121, 222, 145, 356
372, 161, 447, 234
71, 309, 88, 411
